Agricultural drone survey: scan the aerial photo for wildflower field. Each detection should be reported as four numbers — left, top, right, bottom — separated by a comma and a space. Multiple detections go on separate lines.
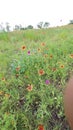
0, 25, 73, 130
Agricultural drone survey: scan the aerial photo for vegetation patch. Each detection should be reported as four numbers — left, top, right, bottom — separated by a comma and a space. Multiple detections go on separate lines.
0, 25, 73, 130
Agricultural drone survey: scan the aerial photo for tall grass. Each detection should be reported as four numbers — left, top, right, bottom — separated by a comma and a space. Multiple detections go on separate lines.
0, 25, 73, 130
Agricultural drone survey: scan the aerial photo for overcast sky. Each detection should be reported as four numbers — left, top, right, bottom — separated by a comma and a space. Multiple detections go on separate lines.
0, 0, 73, 28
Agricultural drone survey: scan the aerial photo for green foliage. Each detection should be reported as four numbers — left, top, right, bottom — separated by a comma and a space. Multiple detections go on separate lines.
43, 22, 50, 28
69, 20, 73, 24
0, 25, 73, 130
0, 32, 10, 41
37, 22, 43, 29
14, 25, 20, 30
5, 22, 10, 32
37, 22, 50, 29
27, 25, 33, 29
23, 29, 45, 41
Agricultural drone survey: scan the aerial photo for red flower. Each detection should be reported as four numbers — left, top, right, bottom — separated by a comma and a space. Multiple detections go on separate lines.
38, 124, 44, 130
16, 66, 20, 71
38, 69, 45, 76
26, 84, 33, 91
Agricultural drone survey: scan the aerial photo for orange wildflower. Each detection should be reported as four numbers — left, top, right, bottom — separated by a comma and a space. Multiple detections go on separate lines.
38, 48, 41, 52
27, 84, 33, 91
2, 77, 5, 81
16, 66, 20, 71
21, 45, 26, 50
41, 42, 45, 46
16, 74, 19, 78
50, 54, 53, 59
60, 64, 64, 68
38, 69, 45, 76
69, 54, 73, 58
38, 124, 44, 130
52, 68, 56, 71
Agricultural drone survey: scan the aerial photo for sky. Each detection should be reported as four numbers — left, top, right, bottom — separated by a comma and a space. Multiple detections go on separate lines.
0, 0, 73, 28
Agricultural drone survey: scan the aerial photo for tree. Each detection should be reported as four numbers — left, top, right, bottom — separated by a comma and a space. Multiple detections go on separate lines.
14, 24, 26, 30
20, 27, 25, 30
5, 22, 10, 32
43, 22, 50, 28
14, 25, 20, 30
19, 24, 23, 30
37, 22, 43, 29
69, 20, 73, 24
0, 23, 5, 32
27, 25, 33, 29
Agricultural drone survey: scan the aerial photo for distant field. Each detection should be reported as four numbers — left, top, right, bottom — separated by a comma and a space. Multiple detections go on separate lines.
0, 25, 73, 130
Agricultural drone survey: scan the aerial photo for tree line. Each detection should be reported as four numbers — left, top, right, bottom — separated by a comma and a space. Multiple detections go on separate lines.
0, 21, 50, 32
0, 20, 73, 32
